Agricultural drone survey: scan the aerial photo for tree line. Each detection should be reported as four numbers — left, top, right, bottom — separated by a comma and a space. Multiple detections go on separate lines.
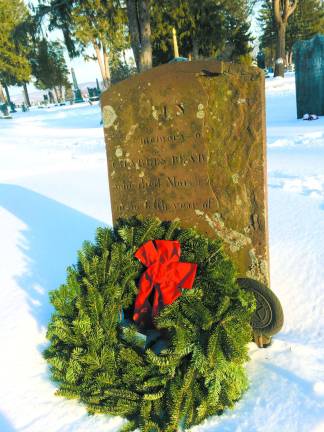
0, 0, 323, 106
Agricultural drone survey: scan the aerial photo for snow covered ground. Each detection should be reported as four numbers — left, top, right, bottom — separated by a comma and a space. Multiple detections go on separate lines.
1, 75, 324, 432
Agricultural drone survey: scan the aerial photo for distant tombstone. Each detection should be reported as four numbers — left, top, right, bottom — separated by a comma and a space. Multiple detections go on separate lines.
71, 68, 84, 103
257, 51, 265, 70
9, 101, 17, 113
0, 103, 10, 117
293, 34, 324, 118
101, 61, 269, 285
48, 91, 55, 104
87, 86, 101, 101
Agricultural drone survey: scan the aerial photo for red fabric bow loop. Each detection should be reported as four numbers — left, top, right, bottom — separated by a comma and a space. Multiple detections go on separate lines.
133, 240, 197, 328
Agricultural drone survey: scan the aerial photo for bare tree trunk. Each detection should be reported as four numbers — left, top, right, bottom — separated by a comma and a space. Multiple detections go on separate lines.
273, 0, 298, 77
93, 42, 109, 88
192, 38, 199, 60
274, 22, 286, 77
126, 0, 141, 71
3, 83, 11, 104
123, 50, 127, 64
53, 87, 60, 103
58, 86, 63, 101
138, 0, 152, 72
126, 0, 152, 73
23, 82, 31, 107
102, 44, 111, 87
0, 84, 6, 104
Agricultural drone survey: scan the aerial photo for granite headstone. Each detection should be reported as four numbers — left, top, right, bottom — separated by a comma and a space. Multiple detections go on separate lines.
101, 61, 269, 285
294, 34, 324, 119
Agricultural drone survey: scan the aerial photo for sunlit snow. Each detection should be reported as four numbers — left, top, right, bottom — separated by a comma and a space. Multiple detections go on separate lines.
0, 75, 324, 432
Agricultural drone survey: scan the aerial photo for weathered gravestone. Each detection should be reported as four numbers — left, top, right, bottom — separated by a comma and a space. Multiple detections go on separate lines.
294, 34, 324, 119
101, 60, 269, 286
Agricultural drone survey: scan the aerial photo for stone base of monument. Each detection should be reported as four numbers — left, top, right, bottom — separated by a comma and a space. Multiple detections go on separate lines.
101, 60, 284, 348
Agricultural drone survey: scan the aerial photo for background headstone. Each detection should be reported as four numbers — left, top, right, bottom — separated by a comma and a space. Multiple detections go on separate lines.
101, 61, 269, 285
71, 67, 84, 103
293, 34, 324, 119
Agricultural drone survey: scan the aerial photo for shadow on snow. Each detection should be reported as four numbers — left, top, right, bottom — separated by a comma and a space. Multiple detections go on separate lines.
0, 412, 16, 432
0, 184, 105, 334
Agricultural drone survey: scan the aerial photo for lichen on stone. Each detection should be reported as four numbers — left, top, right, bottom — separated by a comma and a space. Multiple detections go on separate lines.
115, 146, 123, 158
152, 106, 159, 121
204, 212, 252, 253
232, 173, 239, 184
196, 103, 205, 119
246, 248, 268, 284
103, 105, 117, 128
125, 124, 138, 142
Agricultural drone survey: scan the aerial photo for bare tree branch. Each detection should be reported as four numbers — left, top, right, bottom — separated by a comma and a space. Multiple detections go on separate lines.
287, 0, 298, 19
273, 0, 282, 25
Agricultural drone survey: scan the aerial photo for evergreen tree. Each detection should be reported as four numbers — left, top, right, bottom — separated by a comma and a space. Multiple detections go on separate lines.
37, 0, 129, 88
0, 0, 31, 103
32, 39, 70, 102
35, 0, 78, 56
150, 0, 253, 65
71, 0, 128, 87
110, 57, 137, 84
258, 0, 276, 68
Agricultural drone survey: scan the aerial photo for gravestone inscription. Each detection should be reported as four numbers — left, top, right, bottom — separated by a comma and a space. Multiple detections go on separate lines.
294, 34, 324, 118
101, 60, 269, 285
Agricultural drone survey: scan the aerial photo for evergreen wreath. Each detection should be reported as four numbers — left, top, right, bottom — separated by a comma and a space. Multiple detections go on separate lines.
44, 217, 256, 432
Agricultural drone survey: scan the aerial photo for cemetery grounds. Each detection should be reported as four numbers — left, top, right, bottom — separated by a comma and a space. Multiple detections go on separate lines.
0, 74, 324, 432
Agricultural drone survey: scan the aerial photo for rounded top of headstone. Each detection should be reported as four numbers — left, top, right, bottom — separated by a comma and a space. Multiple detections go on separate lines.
293, 33, 324, 55
101, 60, 262, 103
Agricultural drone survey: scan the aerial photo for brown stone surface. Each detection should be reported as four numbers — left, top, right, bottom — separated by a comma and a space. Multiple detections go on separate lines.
101, 61, 269, 285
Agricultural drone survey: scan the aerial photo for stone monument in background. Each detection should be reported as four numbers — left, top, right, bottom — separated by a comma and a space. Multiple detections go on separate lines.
101, 61, 269, 286
294, 34, 324, 118
71, 68, 84, 103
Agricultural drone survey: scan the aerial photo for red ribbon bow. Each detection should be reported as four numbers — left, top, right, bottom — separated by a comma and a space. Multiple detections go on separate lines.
133, 240, 197, 328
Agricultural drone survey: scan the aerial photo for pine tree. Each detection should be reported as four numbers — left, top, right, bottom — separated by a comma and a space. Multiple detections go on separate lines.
72, 0, 129, 87
150, 0, 254, 65
44, 217, 255, 432
0, 0, 31, 102
32, 39, 70, 102
36, 0, 129, 88
258, 0, 277, 68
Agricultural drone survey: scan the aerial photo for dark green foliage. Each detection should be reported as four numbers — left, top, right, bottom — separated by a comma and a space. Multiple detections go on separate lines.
151, 0, 254, 65
32, 39, 70, 96
44, 217, 255, 431
0, 0, 31, 86
111, 58, 137, 85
